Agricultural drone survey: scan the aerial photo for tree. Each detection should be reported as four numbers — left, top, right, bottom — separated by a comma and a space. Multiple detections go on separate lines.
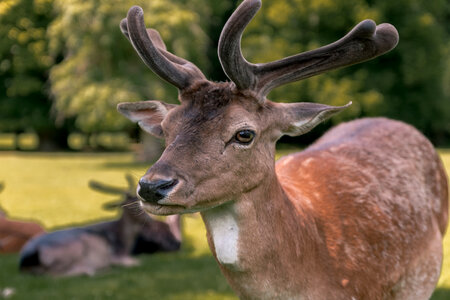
0, 0, 69, 149
237, 0, 450, 144
48, 0, 208, 134
45, 0, 450, 148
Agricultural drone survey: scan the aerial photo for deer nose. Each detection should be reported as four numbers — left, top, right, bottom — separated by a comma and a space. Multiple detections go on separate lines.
138, 178, 178, 203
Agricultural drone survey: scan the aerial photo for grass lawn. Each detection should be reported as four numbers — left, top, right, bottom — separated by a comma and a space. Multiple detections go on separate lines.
0, 150, 449, 299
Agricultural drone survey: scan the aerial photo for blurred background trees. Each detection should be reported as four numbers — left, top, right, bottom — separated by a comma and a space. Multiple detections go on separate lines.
0, 0, 449, 152
0, 0, 71, 149
241, 0, 450, 144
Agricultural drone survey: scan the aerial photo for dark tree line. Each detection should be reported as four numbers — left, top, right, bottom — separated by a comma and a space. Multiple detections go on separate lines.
1, 0, 449, 149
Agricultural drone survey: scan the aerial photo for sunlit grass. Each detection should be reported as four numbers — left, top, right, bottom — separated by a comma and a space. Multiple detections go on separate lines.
435, 149, 450, 299
0, 151, 233, 299
0, 150, 449, 299
0, 152, 146, 228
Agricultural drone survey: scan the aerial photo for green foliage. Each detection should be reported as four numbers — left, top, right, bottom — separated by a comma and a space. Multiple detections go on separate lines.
240, 0, 450, 143
176, 0, 239, 81
0, 253, 237, 300
0, 0, 55, 133
1, 0, 449, 145
49, 0, 449, 142
48, 0, 208, 134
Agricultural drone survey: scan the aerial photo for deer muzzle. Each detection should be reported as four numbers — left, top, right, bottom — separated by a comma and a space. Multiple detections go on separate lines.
138, 178, 179, 204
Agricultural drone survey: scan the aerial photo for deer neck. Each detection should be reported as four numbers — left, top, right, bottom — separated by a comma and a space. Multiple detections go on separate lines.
201, 172, 317, 272
116, 214, 143, 254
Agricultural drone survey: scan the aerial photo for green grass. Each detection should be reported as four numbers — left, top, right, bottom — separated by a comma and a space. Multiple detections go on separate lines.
0, 150, 449, 299
0, 152, 236, 300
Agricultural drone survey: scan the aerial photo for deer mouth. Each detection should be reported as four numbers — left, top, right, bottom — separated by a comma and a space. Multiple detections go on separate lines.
140, 201, 188, 216
135, 175, 199, 215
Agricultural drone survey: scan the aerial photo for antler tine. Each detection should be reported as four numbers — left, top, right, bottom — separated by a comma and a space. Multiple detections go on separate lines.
122, 18, 194, 68
254, 20, 399, 98
124, 173, 136, 193
219, 0, 399, 102
120, 18, 130, 40
121, 18, 167, 51
218, 0, 261, 91
88, 180, 126, 195
125, 6, 205, 90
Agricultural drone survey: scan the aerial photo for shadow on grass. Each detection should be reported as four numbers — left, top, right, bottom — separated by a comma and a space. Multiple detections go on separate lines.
431, 288, 450, 300
0, 252, 237, 300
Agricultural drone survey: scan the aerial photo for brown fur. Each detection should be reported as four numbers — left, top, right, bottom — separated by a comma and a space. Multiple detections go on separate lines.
123, 85, 448, 298
198, 118, 448, 300
0, 217, 45, 253
19, 191, 181, 276
117, 1, 446, 298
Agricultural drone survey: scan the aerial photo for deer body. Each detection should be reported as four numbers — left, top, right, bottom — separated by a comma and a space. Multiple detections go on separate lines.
0, 184, 45, 253
117, 0, 448, 298
0, 218, 45, 253
203, 117, 447, 299
20, 178, 181, 276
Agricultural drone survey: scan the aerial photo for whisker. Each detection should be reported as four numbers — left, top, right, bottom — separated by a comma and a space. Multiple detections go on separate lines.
122, 201, 140, 208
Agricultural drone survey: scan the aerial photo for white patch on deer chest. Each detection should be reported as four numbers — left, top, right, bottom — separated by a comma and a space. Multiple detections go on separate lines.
203, 203, 240, 268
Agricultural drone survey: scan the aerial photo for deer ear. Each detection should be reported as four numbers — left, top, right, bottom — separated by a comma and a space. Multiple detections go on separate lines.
279, 102, 352, 137
117, 101, 177, 138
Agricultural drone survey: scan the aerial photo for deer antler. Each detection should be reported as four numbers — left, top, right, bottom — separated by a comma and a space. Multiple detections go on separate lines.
121, 6, 206, 90
217, 0, 260, 92
218, 0, 399, 102
89, 180, 126, 195
125, 174, 136, 193
89, 174, 137, 197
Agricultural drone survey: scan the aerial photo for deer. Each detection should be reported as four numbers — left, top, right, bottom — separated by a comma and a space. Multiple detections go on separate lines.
0, 182, 5, 218
90, 175, 182, 256
19, 175, 181, 276
117, 0, 448, 299
0, 183, 46, 254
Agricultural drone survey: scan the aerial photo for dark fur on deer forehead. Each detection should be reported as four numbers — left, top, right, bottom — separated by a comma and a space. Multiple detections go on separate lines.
180, 81, 233, 111
159, 81, 270, 146
177, 81, 261, 122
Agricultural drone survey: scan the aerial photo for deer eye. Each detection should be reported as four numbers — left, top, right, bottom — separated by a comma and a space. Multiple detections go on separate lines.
235, 130, 255, 144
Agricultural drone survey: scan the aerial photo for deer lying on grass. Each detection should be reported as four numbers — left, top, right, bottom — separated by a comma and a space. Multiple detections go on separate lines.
132, 213, 181, 255
0, 183, 45, 253
91, 175, 182, 256
19, 175, 181, 276
118, 0, 448, 298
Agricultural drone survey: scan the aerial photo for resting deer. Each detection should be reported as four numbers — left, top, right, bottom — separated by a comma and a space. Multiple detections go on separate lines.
0, 183, 45, 253
0, 182, 5, 218
117, 0, 448, 299
19, 175, 181, 276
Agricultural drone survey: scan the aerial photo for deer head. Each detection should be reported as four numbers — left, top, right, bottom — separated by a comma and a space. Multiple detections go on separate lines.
89, 174, 149, 223
118, 0, 398, 215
